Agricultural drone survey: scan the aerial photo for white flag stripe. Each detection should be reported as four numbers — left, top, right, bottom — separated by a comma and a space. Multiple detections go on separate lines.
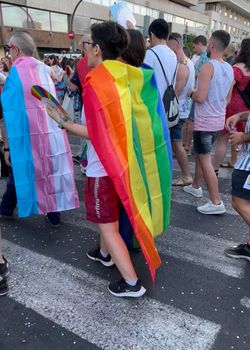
240, 297, 250, 309
5, 239, 220, 350
156, 227, 246, 279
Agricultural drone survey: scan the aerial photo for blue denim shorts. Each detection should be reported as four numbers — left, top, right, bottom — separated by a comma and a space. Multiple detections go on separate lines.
170, 119, 185, 141
193, 130, 218, 154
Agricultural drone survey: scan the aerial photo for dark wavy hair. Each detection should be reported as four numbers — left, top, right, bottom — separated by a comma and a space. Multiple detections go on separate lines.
91, 21, 128, 61
234, 38, 250, 71
121, 29, 146, 67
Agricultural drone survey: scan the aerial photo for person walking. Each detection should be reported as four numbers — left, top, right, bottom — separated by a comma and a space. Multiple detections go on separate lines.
224, 111, 250, 260
1, 31, 79, 224
183, 30, 234, 215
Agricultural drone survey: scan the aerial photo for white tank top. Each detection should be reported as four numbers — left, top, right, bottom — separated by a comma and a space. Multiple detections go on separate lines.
194, 59, 234, 131
178, 58, 195, 120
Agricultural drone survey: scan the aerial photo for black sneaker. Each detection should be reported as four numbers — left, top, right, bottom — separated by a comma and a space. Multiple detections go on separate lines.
108, 278, 146, 298
0, 256, 9, 278
86, 248, 114, 267
46, 212, 61, 228
0, 276, 8, 296
224, 244, 250, 261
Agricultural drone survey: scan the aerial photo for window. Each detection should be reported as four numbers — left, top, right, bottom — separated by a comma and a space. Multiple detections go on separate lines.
164, 13, 173, 22
28, 8, 50, 30
205, 3, 216, 11
1, 4, 28, 28
212, 20, 217, 31
51, 12, 68, 32
186, 19, 195, 28
174, 16, 184, 25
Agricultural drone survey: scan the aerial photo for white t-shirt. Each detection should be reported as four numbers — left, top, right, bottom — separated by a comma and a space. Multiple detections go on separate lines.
144, 44, 177, 99
0, 72, 6, 84
81, 107, 107, 178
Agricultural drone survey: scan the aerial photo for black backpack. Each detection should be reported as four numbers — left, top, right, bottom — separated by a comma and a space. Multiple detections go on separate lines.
150, 49, 179, 128
236, 81, 250, 109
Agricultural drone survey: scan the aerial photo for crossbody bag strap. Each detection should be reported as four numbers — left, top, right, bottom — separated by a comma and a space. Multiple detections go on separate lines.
171, 63, 178, 85
149, 48, 170, 86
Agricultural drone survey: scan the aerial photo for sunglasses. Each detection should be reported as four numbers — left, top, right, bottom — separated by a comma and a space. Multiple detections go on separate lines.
3, 43, 18, 51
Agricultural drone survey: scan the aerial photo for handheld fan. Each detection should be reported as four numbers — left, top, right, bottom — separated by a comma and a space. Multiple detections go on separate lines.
31, 85, 73, 121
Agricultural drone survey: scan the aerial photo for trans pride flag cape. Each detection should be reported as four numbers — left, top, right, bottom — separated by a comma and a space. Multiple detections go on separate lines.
84, 60, 172, 280
1, 56, 79, 217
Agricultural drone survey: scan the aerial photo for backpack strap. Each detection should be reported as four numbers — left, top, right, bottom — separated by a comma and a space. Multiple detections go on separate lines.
149, 48, 178, 86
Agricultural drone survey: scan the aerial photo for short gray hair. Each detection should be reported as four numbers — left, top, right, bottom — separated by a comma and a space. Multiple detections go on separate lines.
10, 31, 37, 57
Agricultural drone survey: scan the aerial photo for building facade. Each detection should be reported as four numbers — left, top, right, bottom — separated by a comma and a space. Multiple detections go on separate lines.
196, 0, 250, 44
0, 0, 210, 54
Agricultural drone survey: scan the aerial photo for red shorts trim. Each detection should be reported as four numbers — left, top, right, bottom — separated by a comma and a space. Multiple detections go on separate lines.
84, 176, 120, 224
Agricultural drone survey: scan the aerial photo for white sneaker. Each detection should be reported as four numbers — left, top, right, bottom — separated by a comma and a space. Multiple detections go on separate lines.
183, 184, 203, 198
197, 201, 226, 215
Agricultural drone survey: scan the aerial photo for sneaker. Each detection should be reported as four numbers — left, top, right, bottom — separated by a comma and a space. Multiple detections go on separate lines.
224, 244, 250, 261
86, 248, 114, 267
197, 201, 226, 215
46, 212, 61, 228
0, 276, 8, 296
0, 256, 9, 278
108, 278, 146, 298
183, 184, 203, 198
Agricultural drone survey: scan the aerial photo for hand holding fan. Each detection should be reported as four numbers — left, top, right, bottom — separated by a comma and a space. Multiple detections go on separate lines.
110, 2, 136, 29
31, 85, 73, 122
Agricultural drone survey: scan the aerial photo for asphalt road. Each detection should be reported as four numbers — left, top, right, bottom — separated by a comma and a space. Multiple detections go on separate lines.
0, 136, 249, 350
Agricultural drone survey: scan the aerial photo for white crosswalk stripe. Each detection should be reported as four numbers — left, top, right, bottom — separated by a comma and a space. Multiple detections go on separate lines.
5, 239, 221, 350
156, 227, 246, 279
1, 145, 248, 349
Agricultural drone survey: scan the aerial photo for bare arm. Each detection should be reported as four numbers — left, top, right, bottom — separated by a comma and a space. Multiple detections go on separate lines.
225, 111, 250, 132
46, 103, 89, 139
67, 80, 78, 92
191, 62, 213, 104
175, 64, 189, 98
226, 80, 235, 105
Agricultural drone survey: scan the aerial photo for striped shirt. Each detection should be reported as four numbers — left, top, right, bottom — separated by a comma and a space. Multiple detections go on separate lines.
235, 114, 250, 171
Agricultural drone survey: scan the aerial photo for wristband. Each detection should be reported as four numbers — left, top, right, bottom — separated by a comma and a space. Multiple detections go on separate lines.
4, 147, 9, 152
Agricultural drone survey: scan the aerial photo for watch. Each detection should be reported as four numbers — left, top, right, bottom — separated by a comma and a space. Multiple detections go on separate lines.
4, 147, 9, 152
58, 119, 66, 129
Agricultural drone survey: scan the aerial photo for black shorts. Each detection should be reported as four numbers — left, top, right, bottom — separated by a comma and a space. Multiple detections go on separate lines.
231, 169, 250, 201
193, 131, 218, 154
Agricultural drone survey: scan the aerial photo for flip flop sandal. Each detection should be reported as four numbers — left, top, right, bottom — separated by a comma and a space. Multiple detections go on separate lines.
172, 177, 193, 186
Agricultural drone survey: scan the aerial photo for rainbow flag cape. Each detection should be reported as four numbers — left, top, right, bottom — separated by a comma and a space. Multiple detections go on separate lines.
83, 60, 172, 281
1, 56, 79, 217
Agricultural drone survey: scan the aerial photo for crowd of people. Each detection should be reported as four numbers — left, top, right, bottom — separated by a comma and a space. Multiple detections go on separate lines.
0, 18, 249, 300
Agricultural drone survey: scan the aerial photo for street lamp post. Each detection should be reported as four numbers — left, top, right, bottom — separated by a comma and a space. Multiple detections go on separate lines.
69, 0, 83, 52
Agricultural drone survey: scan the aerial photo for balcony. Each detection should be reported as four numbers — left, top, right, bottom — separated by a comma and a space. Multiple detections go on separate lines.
171, 0, 198, 7
200, 0, 250, 17
221, 0, 250, 17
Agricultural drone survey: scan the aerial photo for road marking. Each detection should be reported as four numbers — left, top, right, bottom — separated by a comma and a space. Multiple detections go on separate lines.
5, 239, 221, 350
240, 297, 250, 309
156, 227, 246, 279
171, 187, 237, 216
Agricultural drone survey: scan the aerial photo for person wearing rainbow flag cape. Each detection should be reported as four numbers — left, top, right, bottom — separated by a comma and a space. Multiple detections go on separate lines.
46, 21, 172, 297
